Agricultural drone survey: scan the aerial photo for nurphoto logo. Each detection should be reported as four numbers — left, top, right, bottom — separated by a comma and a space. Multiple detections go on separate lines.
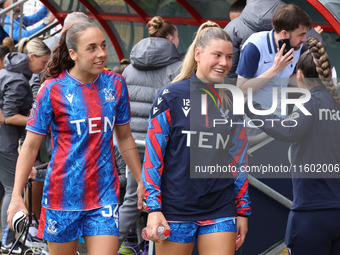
201, 84, 312, 128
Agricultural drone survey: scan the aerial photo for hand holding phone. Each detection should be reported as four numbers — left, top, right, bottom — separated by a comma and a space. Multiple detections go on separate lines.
278, 39, 291, 56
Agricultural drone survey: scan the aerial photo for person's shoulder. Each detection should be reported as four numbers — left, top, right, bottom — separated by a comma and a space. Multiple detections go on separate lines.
39, 76, 61, 92
151, 80, 189, 117
312, 86, 334, 103
0, 68, 28, 86
164, 78, 189, 92
101, 69, 126, 85
157, 78, 189, 100
241, 31, 269, 54
224, 17, 240, 31
46, 71, 71, 87
102, 68, 122, 78
246, 31, 268, 44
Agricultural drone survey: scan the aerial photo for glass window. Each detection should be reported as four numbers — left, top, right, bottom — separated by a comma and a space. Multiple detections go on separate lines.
321, 32, 340, 73
53, 0, 90, 12
106, 20, 147, 62
184, 0, 231, 20
133, 0, 192, 18
93, 0, 137, 14
318, 0, 340, 24
107, 21, 199, 62
175, 23, 199, 55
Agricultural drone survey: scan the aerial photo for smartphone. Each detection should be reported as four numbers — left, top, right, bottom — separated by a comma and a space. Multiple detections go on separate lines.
142, 199, 147, 211
278, 39, 291, 55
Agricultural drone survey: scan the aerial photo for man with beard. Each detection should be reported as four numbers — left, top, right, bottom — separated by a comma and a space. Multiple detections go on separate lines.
236, 4, 312, 136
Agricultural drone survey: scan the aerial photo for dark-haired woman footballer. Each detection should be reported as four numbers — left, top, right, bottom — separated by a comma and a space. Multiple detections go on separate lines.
245, 37, 340, 255
7, 22, 143, 255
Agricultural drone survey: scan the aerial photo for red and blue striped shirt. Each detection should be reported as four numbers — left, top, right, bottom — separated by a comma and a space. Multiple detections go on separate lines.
27, 69, 131, 211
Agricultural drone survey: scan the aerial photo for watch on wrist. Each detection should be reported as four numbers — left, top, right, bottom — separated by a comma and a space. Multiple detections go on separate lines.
43, 17, 49, 26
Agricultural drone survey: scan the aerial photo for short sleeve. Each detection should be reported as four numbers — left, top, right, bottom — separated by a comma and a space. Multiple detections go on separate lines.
236, 42, 260, 79
26, 81, 54, 135
115, 77, 131, 126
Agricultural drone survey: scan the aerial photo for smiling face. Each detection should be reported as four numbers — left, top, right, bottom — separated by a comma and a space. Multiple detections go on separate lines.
194, 39, 233, 83
69, 27, 107, 83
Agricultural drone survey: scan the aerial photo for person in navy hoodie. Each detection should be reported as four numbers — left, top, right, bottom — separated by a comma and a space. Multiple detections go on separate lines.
245, 37, 340, 255
142, 21, 251, 254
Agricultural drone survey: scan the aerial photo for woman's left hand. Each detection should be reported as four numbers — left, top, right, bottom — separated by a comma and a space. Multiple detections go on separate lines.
235, 216, 248, 251
146, 211, 169, 243
137, 180, 146, 212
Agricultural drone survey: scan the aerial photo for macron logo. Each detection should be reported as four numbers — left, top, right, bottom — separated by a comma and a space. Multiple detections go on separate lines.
153, 107, 159, 115
182, 107, 190, 117
65, 94, 74, 104
157, 97, 163, 105
162, 89, 170, 95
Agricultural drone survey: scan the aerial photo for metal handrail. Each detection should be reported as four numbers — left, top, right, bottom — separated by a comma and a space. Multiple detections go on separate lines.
1, 0, 28, 41
12, 20, 60, 51
27, 20, 59, 39
259, 240, 287, 255
2, 1, 59, 48
248, 175, 292, 209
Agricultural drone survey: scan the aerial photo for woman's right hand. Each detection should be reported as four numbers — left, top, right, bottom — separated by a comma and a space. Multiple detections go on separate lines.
7, 197, 28, 231
28, 166, 37, 180
146, 211, 170, 243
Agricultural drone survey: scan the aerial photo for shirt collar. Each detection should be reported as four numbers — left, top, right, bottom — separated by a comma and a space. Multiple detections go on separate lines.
267, 29, 278, 54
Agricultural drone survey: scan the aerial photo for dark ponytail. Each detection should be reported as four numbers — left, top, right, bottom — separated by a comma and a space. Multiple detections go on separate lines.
42, 31, 74, 83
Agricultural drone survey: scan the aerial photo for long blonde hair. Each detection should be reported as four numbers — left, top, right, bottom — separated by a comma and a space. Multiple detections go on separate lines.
172, 21, 231, 83
172, 21, 232, 108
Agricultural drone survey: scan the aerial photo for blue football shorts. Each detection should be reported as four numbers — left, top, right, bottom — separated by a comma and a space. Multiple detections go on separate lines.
167, 217, 237, 243
37, 204, 119, 243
